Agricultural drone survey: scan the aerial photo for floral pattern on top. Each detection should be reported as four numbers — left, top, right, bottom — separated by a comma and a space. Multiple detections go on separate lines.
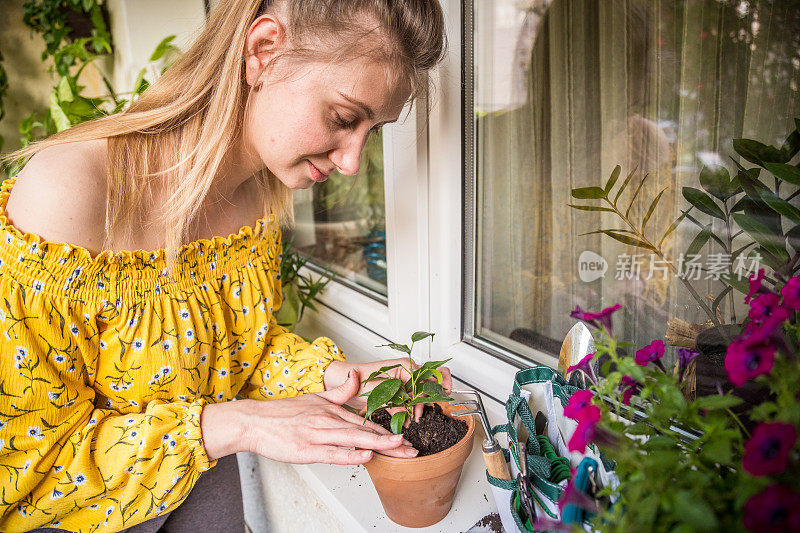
0, 176, 345, 533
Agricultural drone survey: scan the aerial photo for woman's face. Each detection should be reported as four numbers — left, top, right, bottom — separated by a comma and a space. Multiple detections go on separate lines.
243, 54, 410, 190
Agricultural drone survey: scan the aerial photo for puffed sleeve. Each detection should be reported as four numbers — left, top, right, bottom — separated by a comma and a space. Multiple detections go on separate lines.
238, 234, 346, 401
0, 283, 215, 533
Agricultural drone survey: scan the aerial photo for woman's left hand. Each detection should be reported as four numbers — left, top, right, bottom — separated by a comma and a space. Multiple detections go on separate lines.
323, 359, 453, 421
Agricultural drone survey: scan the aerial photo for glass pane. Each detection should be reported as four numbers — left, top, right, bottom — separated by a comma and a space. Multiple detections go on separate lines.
288, 130, 387, 300
471, 0, 800, 363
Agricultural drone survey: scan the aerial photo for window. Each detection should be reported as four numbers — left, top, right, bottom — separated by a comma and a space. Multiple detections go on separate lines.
289, 132, 388, 301
466, 0, 800, 365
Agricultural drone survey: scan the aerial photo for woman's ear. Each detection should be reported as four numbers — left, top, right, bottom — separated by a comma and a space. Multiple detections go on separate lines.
244, 14, 285, 87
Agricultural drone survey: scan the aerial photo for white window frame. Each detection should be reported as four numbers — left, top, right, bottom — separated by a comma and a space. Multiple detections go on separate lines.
300, 0, 563, 403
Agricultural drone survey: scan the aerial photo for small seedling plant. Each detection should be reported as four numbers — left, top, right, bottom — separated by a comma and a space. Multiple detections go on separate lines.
361, 331, 453, 434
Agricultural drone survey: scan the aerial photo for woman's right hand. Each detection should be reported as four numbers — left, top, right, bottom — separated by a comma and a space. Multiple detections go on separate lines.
235, 370, 418, 465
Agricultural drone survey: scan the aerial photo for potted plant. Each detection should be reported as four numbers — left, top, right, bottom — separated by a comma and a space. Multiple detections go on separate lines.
274, 236, 334, 331
359, 332, 475, 528
556, 275, 800, 532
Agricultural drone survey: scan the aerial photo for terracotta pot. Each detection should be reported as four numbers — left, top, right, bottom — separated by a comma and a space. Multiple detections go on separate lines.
363, 402, 475, 528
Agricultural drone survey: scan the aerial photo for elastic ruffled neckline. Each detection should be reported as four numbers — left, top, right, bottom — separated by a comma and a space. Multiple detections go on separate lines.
0, 175, 278, 301
0, 175, 271, 266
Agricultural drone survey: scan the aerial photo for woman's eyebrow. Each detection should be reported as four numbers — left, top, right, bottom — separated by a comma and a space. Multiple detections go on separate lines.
337, 91, 374, 120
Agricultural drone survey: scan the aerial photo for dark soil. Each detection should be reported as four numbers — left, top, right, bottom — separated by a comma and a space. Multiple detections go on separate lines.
371, 403, 468, 457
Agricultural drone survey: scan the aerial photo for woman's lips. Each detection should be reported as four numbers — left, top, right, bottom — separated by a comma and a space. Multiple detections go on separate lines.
308, 160, 330, 183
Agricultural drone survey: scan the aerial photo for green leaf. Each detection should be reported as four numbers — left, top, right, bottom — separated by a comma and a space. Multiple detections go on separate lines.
731, 213, 789, 263
685, 225, 712, 257
408, 394, 453, 405
422, 381, 445, 396
613, 167, 638, 206
641, 187, 667, 232
659, 211, 688, 248
377, 342, 411, 355
700, 436, 733, 465
411, 331, 435, 343
419, 358, 451, 371
132, 67, 150, 97
764, 162, 800, 186
390, 411, 406, 434
568, 204, 616, 213
571, 186, 607, 200
624, 422, 652, 436
364, 364, 403, 383
788, 225, 800, 251
682, 187, 725, 219
699, 165, 735, 200
365, 378, 403, 420
644, 435, 674, 449
733, 138, 787, 165
149, 35, 177, 62
604, 165, 622, 194
596, 230, 656, 251
695, 394, 743, 410
57, 76, 74, 102
674, 490, 719, 530
625, 173, 650, 219
760, 189, 800, 225
48, 92, 71, 132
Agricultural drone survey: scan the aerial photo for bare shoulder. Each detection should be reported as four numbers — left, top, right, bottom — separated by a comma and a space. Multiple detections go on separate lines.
6, 139, 107, 254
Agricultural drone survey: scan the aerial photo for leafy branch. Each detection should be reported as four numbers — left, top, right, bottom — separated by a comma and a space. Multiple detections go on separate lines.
570, 166, 722, 326
276, 236, 334, 329
361, 332, 452, 434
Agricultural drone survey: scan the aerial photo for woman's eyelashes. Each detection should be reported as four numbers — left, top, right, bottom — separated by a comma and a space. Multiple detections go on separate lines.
330, 112, 383, 134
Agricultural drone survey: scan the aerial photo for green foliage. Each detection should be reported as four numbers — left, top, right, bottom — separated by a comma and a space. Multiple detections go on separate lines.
581, 307, 800, 533
1, 0, 179, 177
568, 119, 800, 325
361, 332, 452, 433
275, 236, 334, 330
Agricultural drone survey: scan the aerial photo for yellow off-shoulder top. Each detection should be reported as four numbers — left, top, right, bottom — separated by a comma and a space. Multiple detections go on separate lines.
0, 175, 345, 533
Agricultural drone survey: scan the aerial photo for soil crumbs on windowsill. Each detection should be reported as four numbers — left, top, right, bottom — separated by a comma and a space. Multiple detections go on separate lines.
372, 403, 468, 456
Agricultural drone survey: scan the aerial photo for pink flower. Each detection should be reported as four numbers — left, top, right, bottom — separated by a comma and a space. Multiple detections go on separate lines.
780, 275, 800, 311
749, 293, 789, 324
742, 422, 797, 477
745, 269, 765, 304
570, 304, 622, 335
725, 338, 776, 387
743, 485, 800, 532
635, 340, 666, 371
564, 390, 595, 419
618, 376, 640, 405
566, 352, 597, 384
568, 406, 601, 453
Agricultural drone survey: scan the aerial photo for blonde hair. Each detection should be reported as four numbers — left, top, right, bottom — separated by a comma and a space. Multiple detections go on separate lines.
3, 0, 446, 267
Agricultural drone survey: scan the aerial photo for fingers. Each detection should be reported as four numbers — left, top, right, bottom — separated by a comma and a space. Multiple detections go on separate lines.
309, 446, 375, 465
375, 445, 420, 458
310, 427, 405, 452
414, 403, 423, 422
317, 369, 360, 405
440, 367, 453, 393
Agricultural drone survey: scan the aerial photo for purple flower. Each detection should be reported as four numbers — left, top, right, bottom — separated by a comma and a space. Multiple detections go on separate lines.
566, 352, 597, 384
743, 485, 800, 532
677, 348, 699, 383
568, 406, 601, 453
749, 293, 790, 324
742, 422, 797, 477
564, 390, 595, 419
725, 338, 775, 387
570, 304, 622, 335
635, 340, 666, 372
780, 275, 800, 311
618, 376, 640, 405
745, 269, 765, 304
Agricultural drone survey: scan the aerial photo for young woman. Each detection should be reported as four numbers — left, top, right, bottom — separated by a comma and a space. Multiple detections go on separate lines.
0, 0, 447, 531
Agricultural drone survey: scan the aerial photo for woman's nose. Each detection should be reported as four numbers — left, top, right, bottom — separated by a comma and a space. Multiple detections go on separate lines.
329, 133, 366, 176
